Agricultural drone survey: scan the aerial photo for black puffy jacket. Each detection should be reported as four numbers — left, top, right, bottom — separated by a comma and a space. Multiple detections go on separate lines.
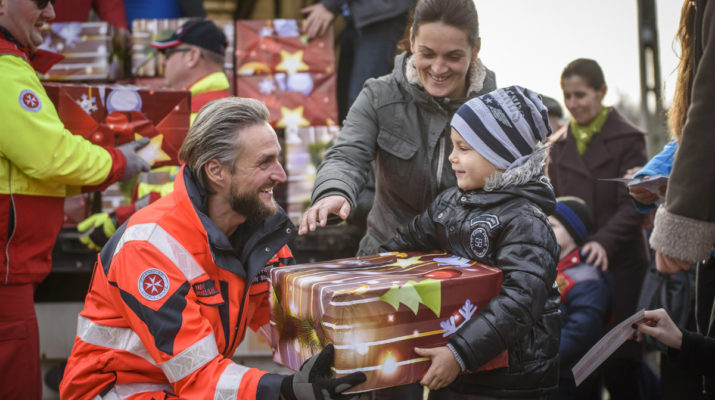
382, 163, 561, 398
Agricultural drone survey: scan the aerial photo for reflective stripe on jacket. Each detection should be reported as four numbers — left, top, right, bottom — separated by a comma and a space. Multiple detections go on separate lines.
0, 31, 125, 284
60, 165, 296, 400
188, 71, 231, 124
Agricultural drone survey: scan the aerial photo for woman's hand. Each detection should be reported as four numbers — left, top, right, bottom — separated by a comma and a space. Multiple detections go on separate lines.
298, 195, 351, 235
635, 308, 683, 350
415, 346, 461, 391
301, 3, 335, 40
582, 240, 608, 271
655, 251, 692, 274
628, 185, 661, 205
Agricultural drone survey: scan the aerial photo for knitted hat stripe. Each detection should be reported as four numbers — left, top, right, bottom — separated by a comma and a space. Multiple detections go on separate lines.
479, 93, 533, 156
509, 86, 552, 142
453, 106, 516, 170
555, 201, 588, 243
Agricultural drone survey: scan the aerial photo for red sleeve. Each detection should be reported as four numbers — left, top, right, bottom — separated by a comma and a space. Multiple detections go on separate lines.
92, 0, 129, 29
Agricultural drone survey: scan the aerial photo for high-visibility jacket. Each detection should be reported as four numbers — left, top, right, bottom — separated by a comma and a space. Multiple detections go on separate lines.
188, 71, 231, 124
0, 28, 125, 285
60, 165, 297, 400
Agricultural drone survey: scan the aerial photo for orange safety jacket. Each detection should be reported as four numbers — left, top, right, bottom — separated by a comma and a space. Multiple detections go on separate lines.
0, 27, 125, 285
60, 165, 296, 400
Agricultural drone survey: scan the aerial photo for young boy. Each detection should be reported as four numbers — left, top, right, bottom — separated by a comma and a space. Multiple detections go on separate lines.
381, 86, 561, 398
550, 196, 612, 399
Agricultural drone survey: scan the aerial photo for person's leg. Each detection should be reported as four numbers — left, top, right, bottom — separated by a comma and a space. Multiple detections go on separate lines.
347, 14, 408, 110
0, 284, 42, 400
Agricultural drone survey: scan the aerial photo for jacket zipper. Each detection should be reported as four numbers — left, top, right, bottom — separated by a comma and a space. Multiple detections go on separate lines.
4, 162, 15, 284
436, 135, 446, 188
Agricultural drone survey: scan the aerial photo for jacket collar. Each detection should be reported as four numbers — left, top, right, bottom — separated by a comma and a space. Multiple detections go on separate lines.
187, 71, 230, 96
0, 25, 64, 74
557, 249, 583, 272
178, 165, 296, 280
459, 174, 556, 216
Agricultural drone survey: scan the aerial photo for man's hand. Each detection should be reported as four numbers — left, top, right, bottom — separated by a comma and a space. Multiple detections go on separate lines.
77, 212, 118, 251
298, 195, 351, 235
582, 240, 608, 271
281, 344, 366, 400
415, 346, 461, 391
635, 308, 684, 350
301, 3, 335, 40
118, 137, 151, 181
655, 251, 692, 274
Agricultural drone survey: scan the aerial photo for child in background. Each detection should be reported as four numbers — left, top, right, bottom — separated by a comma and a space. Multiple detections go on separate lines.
550, 196, 612, 400
381, 85, 561, 399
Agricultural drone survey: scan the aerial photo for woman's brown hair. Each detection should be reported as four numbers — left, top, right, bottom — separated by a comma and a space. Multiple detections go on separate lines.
397, 0, 479, 53
668, 0, 696, 142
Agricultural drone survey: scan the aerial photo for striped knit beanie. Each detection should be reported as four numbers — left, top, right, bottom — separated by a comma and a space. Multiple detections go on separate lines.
451, 85, 552, 171
552, 196, 594, 246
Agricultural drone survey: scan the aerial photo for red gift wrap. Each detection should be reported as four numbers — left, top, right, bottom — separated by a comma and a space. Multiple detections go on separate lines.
270, 251, 508, 392
235, 19, 337, 127
43, 82, 190, 167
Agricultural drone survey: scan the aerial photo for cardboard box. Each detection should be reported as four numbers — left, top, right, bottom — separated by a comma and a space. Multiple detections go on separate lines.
234, 19, 337, 128
43, 82, 190, 167
270, 251, 508, 392
284, 126, 340, 225
38, 22, 125, 81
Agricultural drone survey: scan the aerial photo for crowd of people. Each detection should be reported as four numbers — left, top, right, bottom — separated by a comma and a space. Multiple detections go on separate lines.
0, 0, 713, 399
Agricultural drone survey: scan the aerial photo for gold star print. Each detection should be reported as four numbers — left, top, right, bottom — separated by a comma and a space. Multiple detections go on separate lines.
389, 256, 425, 269
134, 133, 171, 166
276, 106, 309, 128
275, 50, 309, 74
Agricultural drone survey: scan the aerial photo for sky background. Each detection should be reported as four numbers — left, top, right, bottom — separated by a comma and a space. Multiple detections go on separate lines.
475, 0, 682, 114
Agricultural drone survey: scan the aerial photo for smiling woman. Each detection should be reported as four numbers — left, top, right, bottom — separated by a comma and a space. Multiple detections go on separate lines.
299, 0, 496, 258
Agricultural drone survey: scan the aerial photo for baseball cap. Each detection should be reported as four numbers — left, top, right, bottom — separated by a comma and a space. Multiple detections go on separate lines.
151, 19, 227, 56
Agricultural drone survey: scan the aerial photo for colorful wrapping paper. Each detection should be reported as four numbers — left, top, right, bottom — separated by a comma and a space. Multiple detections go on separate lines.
43, 82, 190, 167
235, 19, 337, 127
38, 22, 123, 81
270, 251, 508, 392
284, 126, 340, 225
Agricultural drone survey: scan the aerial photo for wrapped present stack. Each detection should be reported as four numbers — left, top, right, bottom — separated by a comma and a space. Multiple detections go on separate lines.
42, 83, 190, 226
38, 22, 125, 81
235, 19, 337, 128
284, 126, 340, 225
270, 251, 508, 392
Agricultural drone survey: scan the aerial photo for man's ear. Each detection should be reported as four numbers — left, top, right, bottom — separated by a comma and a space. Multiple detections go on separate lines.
204, 159, 228, 191
186, 47, 202, 68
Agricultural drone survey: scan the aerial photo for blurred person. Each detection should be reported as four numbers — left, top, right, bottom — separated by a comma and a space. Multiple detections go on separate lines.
53, 0, 129, 29
0, 0, 150, 398
381, 86, 560, 399
60, 97, 366, 400
123, 0, 205, 30
541, 94, 564, 135
302, 0, 416, 122
549, 197, 612, 400
547, 57, 649, 399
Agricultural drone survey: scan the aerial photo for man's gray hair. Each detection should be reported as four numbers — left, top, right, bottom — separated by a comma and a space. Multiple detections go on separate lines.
179, 97, 270, 192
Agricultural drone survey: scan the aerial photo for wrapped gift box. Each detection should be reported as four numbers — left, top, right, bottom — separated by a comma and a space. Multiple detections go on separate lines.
38, 22, 125, 81
43, 82, 190, 167
236, 73, 337, 127
235, 19, 337, 128
270, 251, 508, 392
284, 126, 339, 225
131, 18, 235, 80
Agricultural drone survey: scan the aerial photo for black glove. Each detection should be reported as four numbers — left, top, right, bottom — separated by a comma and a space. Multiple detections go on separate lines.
280, 344, 366, 400
118, 137, 151, 181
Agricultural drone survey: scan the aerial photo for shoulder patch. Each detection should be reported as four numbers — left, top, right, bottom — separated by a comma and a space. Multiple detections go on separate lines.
19, 89, 42, 112
192, 279, 220, 297
469, 214, 500, 229
470, 226, 490, 258
138, 268, 170, 301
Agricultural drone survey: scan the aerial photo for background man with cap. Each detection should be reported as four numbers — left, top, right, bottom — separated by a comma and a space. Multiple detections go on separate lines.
0, 1, 149, 398
549, 196, 612, 400
381, 86, 561, 398
77, 19, 232, 251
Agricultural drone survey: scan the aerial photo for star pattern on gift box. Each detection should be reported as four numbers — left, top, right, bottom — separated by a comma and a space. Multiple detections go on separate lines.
258, 77, 276, 94
275, 50, 309, 74
390, 256, 425, 269
76, 93, 98, 114
134, 133, 171, 166
276, 106, 309, 128
258, 26, 274, 37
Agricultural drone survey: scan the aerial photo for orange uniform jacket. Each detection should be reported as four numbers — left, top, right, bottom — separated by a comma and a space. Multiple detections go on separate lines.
60, 165, 296, 399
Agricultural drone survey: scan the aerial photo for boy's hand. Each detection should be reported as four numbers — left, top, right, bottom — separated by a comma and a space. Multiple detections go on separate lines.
415, 346, 461, 391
